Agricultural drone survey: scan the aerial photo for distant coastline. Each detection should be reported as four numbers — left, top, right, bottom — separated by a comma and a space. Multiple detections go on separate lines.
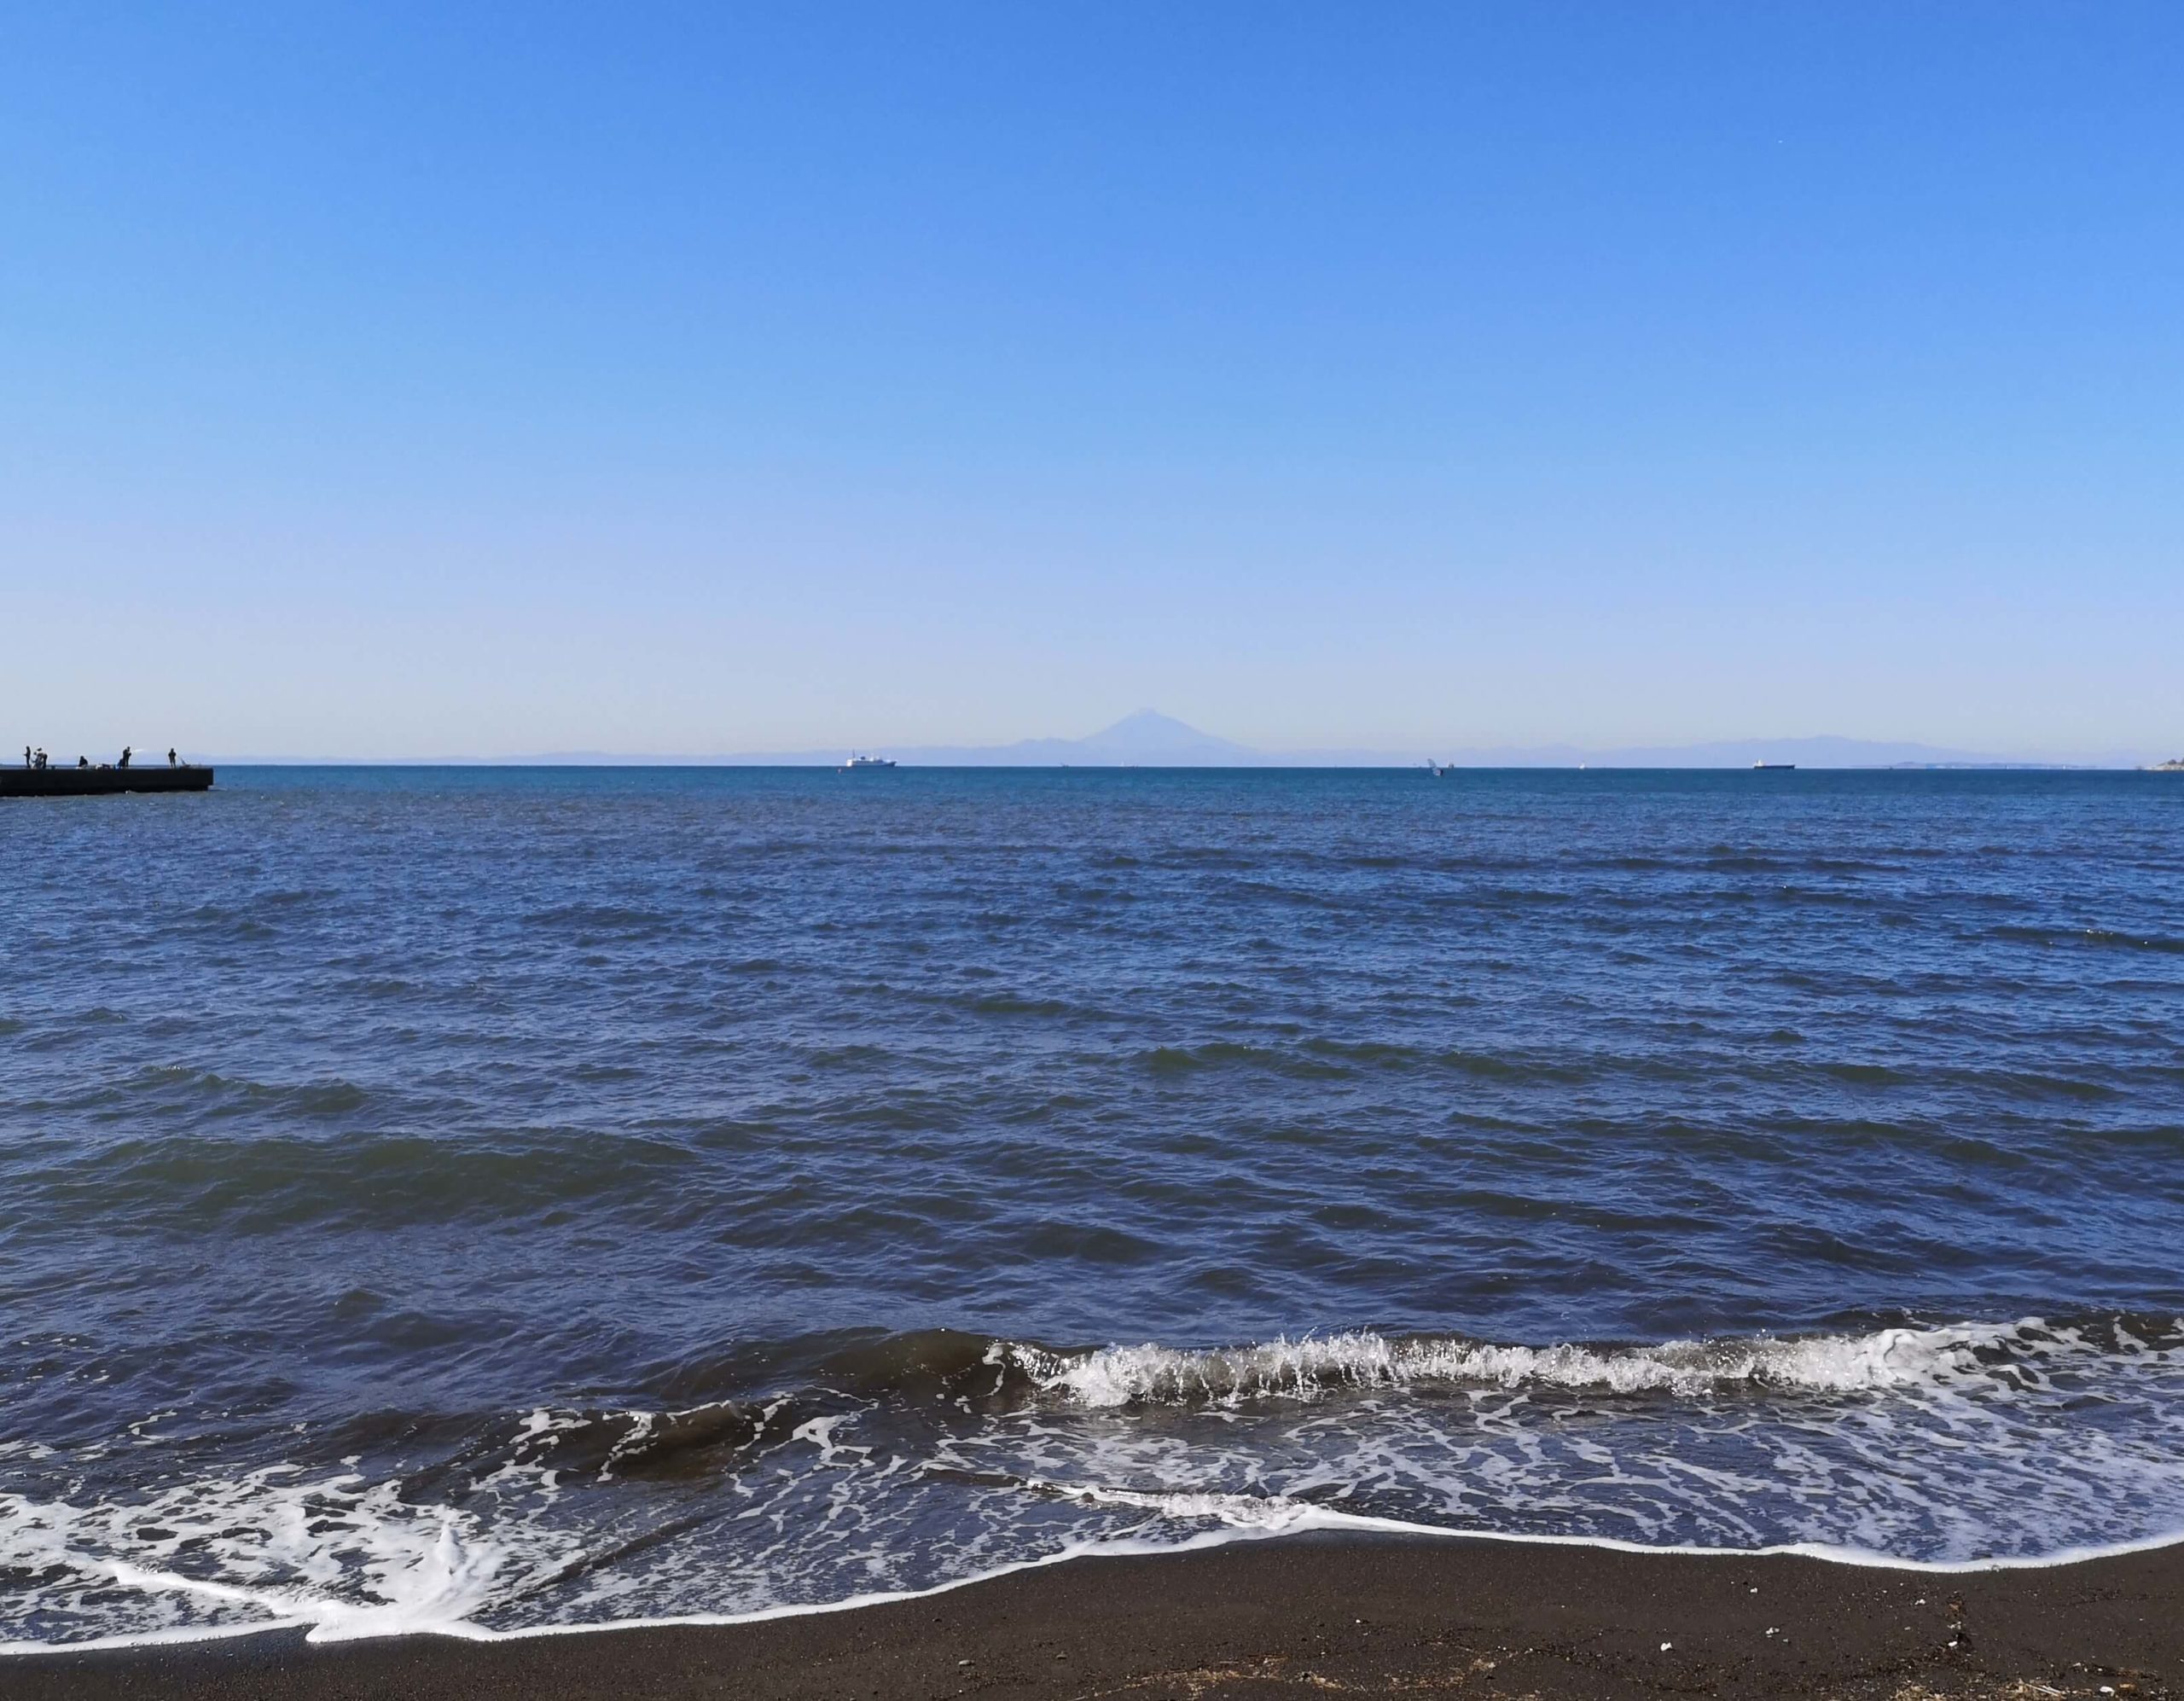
193, 711, 2169, 771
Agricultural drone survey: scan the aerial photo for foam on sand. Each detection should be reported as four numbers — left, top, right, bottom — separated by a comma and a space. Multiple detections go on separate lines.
5, 1315, 2181, 1652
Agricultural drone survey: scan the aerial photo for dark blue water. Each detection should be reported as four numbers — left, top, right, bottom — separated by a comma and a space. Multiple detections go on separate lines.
3, 768, 2181, 1646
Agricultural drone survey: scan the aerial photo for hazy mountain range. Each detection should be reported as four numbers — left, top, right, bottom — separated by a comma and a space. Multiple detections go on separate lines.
277, 711, 2158, 768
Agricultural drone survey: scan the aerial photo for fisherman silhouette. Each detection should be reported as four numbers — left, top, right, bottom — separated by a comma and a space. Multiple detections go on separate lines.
168, 747, 177, 767
119, 746, 132, 769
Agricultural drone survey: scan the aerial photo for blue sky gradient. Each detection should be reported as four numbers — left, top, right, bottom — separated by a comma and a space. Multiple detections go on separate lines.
4, 4, 2179, 758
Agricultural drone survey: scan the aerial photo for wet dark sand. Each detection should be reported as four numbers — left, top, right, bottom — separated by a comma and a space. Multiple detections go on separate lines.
9, 1532, 2181, 1699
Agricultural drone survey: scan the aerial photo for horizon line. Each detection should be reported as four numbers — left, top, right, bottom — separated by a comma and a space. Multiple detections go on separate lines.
181, 756, 2144, 772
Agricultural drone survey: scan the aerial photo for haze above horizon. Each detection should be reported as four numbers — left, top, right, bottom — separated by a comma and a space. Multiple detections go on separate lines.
5, 5, 2180, 760
210, 709, 2165, 770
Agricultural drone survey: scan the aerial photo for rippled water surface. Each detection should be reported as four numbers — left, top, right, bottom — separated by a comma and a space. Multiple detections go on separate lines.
3, 767, 2181, 1646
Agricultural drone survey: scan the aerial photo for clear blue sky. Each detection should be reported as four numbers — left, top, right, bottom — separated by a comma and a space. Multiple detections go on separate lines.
4, 3, 2179, 758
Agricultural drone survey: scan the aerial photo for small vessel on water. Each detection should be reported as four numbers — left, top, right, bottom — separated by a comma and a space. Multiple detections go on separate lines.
1751, 762, 1797, 771
839, 753, 897, 772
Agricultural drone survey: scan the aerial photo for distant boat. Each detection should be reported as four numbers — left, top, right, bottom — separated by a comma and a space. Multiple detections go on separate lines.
1751, 762, 1797, 771
839, 753, 897, 772
3, 763, 214, 798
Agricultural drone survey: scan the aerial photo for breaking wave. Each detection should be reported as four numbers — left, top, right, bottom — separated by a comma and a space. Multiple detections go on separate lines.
992, 1321, 2025, 1404
6, 1315, 2184, 1652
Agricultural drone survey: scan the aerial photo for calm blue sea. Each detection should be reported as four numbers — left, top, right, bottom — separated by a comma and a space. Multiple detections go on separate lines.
3, 767, 2181, 1647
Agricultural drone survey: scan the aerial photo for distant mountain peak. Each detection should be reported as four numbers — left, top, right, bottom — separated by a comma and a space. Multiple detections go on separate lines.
1077, 711, 1247, 753
1109, 708, 1188, 729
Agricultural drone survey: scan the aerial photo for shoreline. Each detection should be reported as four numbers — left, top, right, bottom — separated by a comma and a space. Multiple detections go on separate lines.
9, 1530, 2181, 1698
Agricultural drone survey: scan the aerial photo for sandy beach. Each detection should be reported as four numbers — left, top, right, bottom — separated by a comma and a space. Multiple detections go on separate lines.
9, 1532, 2180, 1699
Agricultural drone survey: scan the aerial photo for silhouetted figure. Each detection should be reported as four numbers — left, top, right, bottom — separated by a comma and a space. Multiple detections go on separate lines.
119, 746, 132, 769
168, 747, 177, 767
77, 757, 88, 769
20, 746, 27, 769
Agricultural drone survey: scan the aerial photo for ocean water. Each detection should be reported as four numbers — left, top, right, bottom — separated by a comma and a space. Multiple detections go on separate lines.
3, 766, 2181, 1649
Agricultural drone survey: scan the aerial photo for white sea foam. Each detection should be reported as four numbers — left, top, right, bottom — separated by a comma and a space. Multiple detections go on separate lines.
10, 1484, 2180, 1658
5, 1318, 2181, 1654
0, 1466, 581, 1651
1025, 1481, 2184, 1576
1000, 1321, 2026, 1406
